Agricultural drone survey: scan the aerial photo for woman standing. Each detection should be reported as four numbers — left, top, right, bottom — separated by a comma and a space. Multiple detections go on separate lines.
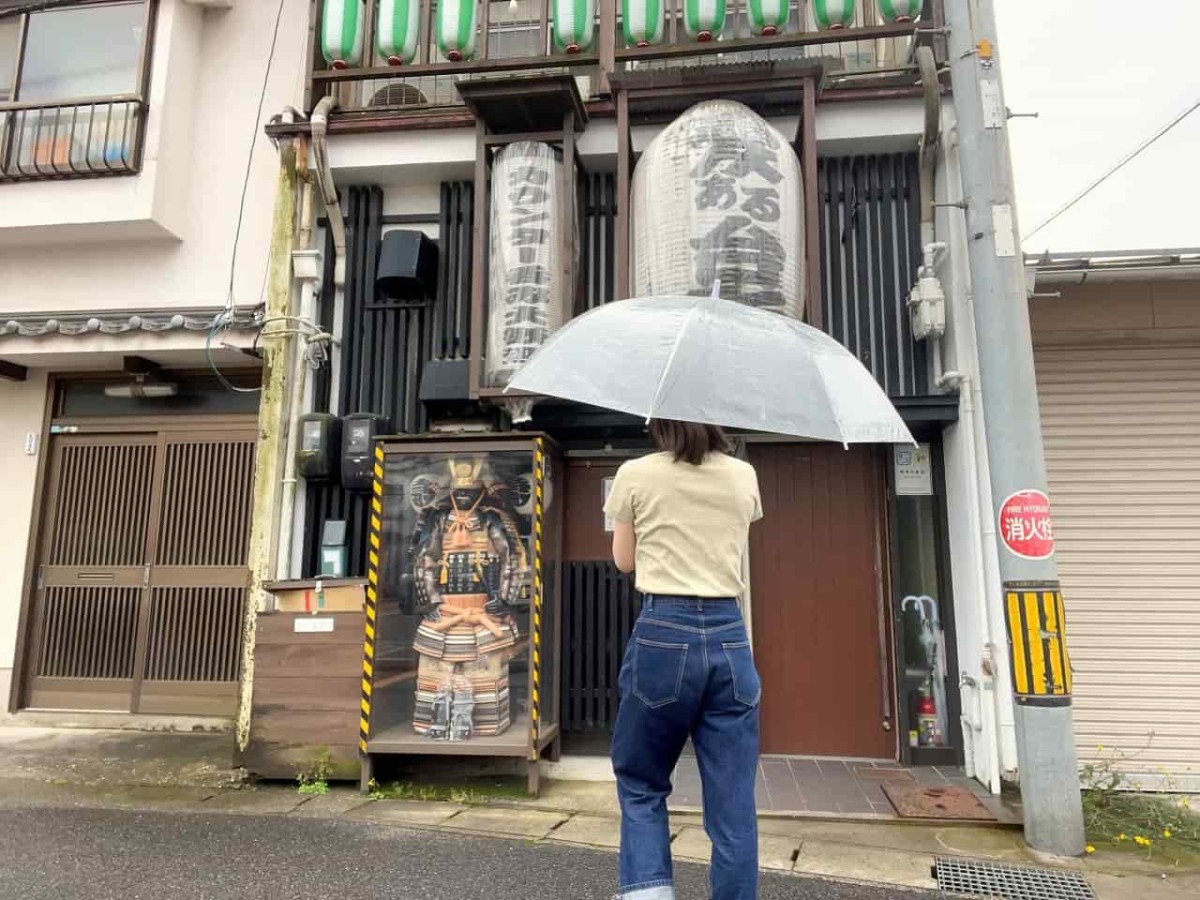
603, 419, 763, 900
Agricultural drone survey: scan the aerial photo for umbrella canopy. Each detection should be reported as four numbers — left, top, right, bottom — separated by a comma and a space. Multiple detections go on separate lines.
508, 294, 914, 445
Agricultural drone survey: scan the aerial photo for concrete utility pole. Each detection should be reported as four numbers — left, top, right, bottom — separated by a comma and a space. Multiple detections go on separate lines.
942, 0, 1086, 856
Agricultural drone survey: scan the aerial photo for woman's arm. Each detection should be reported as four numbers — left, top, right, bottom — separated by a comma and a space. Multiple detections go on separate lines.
612, 520, 636, 574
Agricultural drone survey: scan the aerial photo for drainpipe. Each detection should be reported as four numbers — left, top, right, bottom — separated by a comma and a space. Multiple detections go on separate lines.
275, 173, 320, 581
917, 45, 1001, 792
310, 96, 346, 287
269, 97, 346, 580
940, 121, 1007, 795
916, 45, 951, 386
956, 371, 1004, 795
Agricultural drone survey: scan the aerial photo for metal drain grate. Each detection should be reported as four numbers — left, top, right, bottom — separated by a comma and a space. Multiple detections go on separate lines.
934, 857, 1096, 900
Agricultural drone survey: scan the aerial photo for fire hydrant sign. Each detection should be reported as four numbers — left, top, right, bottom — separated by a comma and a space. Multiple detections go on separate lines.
998, 490, 1055, 559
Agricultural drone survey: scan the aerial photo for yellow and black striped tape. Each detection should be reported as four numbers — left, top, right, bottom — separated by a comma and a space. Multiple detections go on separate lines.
528, 437, 545, 760
1005, 582, 1073, 706
359, 442, 385, 753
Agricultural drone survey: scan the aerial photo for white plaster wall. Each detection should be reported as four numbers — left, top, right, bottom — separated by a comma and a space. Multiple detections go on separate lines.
935, 108, 1019, 784
326, 99, 926, 182
0, 373, 49, 707
0, 0, 310, 315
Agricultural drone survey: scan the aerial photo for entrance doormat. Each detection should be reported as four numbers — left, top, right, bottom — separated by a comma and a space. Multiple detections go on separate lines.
883, 783, 997, 821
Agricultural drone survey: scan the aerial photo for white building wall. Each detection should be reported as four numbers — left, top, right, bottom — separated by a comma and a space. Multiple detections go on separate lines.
0, 0, 311, 711
0, 0, 310, 310
0, 373, 50, 706
934, 109, 1018, 785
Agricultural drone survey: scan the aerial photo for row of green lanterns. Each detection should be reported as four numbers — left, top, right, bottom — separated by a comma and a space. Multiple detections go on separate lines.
321, 0, 923, 68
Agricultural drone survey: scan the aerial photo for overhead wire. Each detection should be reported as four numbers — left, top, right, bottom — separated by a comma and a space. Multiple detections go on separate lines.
210, 0, 289, 393
1024, 96, 1200, 243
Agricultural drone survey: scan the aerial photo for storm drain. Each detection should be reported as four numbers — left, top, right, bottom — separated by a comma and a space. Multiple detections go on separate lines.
933, 857, 1096, 900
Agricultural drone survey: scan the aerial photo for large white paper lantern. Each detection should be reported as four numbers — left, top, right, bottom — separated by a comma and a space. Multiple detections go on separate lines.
631, 100, 805, 319
487, 142, 568, 389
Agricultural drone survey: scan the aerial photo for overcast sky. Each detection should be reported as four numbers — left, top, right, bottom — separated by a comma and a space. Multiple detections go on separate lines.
995, 1, 1200, 255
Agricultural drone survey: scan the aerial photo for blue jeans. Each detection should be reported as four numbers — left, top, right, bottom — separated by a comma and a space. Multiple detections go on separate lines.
612, 596, 761, 900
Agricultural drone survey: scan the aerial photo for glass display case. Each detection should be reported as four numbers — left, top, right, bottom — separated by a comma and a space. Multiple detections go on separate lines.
360, 434, 562, 793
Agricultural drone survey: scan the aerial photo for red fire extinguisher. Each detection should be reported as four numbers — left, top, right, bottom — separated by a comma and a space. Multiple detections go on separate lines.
916, 682, 943, 748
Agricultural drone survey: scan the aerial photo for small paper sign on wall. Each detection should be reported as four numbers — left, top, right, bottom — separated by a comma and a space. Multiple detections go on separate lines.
602, 476, 615, 533
893, 444, 933, 496
294, 616, 335, 634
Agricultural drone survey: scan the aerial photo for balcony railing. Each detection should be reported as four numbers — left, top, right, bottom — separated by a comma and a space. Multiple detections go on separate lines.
310, 0, 936, 116
0, 98, 146, 182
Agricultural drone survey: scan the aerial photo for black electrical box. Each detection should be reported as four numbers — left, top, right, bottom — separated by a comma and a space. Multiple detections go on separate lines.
297, 413, 342, 482
341, 413, 392, 492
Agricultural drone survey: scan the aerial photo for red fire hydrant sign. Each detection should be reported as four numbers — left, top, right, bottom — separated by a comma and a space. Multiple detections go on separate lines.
998, 490, 1055, 559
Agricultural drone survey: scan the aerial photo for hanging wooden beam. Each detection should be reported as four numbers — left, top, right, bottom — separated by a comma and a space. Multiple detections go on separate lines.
802, 78, 823, 330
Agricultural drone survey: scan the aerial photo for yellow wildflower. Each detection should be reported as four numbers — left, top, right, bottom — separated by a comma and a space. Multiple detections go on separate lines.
1117, 833, 1128, 841
1097, 745, 1104, 752
1085, 845, 1095, 855
1163, 829, 1172, 839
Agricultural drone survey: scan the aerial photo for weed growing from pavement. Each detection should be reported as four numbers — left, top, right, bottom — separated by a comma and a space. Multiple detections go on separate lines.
366, 776, 527, 805
297, 750, 334, 796
1080, 743, 1199, 867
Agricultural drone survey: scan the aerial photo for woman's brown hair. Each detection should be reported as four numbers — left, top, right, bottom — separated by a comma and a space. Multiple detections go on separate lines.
648, 419, 732, 466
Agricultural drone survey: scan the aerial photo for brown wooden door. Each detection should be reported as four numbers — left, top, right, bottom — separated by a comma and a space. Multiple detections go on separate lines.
24, 424, 255, 716
749, 443, 895, 759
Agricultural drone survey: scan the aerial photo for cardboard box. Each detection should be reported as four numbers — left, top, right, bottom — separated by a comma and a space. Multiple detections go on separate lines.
266, 579, 366, 614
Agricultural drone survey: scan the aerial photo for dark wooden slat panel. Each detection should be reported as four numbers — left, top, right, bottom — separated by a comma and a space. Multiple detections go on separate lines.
819, 152, 924, 399
560, 561, 641, 736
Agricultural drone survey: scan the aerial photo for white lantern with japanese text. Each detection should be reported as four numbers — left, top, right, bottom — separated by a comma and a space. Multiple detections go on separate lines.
631, 100, 804, 319
487, 142, 569, 389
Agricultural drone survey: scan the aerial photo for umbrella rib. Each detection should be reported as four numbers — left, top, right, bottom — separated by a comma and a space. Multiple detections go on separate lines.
645, 297, 706, 423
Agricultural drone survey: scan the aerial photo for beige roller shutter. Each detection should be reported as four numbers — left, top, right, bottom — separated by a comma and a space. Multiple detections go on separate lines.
1035, 343, 1200, 786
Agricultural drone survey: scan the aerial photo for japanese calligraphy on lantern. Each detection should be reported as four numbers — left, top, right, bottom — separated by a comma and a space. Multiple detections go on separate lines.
998, 490, 1055, 559
487, 142, 566, 389
631, 100, 804, 319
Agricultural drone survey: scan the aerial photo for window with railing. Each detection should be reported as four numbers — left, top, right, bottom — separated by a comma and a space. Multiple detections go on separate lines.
310, 0, 933, 115
0, 0, 155, 182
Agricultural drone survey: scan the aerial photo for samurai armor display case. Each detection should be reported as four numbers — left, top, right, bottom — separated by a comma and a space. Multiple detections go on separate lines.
360, 433, 564, 794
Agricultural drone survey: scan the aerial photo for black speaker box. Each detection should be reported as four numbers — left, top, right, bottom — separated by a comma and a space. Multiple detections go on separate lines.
376, 230, 438, 301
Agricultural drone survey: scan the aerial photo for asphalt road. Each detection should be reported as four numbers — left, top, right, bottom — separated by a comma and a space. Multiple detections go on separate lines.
0, 807, 939, 900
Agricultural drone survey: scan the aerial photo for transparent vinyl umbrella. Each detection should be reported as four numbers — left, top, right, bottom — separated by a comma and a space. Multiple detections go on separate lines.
508, 293, 914, 445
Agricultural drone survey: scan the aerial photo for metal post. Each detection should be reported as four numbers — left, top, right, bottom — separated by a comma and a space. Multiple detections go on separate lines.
942, 0, 1086, 856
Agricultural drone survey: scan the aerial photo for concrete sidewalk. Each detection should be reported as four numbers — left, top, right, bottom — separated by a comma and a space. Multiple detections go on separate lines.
1, 724, 1196, 899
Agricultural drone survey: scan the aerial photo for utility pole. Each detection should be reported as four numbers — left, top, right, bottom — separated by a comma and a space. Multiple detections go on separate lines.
942, 0, 1086, 856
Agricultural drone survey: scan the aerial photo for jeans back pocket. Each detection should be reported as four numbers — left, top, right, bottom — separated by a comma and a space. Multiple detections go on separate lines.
632, 638, 689, 709
722, 641, 762, 708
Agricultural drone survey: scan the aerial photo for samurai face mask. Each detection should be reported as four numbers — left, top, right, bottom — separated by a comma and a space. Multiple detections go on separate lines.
448, 458, 486, 509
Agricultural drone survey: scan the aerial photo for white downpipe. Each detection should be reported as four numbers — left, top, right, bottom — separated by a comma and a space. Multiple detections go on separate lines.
958, 373, 1003, 795
271, 97, 348, 580
309, 97, 346, 286
275, 178, 318, 582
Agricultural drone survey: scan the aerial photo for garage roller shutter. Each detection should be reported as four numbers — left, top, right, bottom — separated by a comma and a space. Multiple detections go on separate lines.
1036, 343, 1200, 785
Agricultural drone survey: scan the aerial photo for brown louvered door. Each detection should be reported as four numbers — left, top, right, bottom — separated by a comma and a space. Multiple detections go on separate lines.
27, 426, 255, 715
29, 436, 158, 711
137, 432, 255, 715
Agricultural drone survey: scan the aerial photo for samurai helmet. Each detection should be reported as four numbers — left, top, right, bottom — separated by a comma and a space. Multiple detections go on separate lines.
447, 457, 485, 488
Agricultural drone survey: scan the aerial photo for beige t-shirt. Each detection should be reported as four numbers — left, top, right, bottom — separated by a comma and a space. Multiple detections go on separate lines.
603, 451, 763, 598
